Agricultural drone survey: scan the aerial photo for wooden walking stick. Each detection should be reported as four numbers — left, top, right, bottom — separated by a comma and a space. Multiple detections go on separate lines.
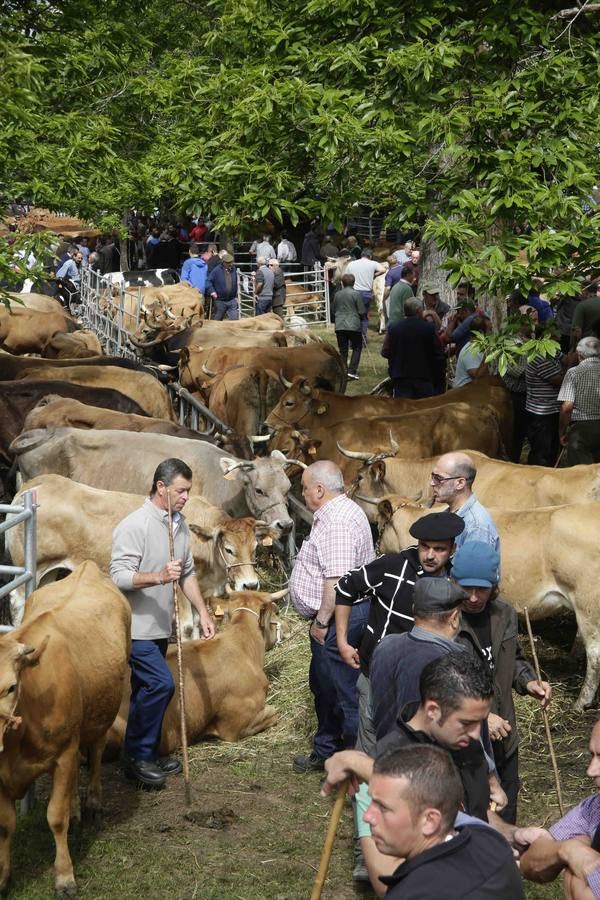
310, 778, 350, 900
166, 489, 192, 807
554, 447, 566, 468
524, 608, 565, 816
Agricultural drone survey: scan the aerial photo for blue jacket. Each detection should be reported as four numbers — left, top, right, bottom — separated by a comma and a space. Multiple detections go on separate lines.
180, 256, 207, 293
205, 263, 238, 301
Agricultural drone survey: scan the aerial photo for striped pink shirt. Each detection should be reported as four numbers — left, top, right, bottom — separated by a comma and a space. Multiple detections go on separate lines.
290, 493, 374, 618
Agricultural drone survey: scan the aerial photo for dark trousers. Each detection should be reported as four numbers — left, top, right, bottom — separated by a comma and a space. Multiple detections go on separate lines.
567, 420, 600, 465
509, 391, 529, 462
527, 412, 559, 466
256, 295, 272, 315
392, 377, 434, 399
309, 601, 369, 759
359, 291, 372, 339
495, 748, 519, 824
212, 297, 239, 320
336, 329, 363, 375
124, 639, 174, 761
272, 304, 285, 319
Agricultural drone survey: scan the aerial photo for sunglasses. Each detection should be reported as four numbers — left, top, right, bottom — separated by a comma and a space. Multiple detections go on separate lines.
431, 472, 459, 485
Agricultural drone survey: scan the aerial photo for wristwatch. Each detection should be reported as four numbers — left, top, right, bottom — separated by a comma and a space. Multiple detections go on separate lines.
314, 618, 329, 629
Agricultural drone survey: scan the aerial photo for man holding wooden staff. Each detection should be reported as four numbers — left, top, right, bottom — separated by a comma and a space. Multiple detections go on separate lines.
110, 457, 215, 788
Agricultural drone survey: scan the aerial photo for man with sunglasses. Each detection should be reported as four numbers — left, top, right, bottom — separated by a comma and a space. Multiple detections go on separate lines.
430, 451, 499, 553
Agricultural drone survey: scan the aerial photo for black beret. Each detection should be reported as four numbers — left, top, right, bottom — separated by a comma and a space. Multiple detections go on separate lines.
413, 577, 467, 615
409, 512, 465, 541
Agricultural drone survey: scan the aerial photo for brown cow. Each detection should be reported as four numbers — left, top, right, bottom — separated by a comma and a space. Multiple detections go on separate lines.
348, 450, 600, 520
207, 367, 284, 436
0, 561, 130, 894
269, 402, 503, 478
0, 307, 79, 355
106, 589, 282, 756
41, 329, 103, 359
13, 363, 174, 420
180, 343, 346, 394
265, 375, 513, 453
23, 394, 205, 440
7, 292, 66, 315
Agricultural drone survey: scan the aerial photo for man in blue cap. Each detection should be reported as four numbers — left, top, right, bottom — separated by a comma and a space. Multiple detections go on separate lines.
453, 541, 552, 823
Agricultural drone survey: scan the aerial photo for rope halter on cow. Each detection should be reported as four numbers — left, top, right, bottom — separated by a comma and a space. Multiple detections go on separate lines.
231, 606, 282, 646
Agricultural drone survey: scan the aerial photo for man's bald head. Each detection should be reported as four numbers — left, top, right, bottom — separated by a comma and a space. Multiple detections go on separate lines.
306, 460, 344, 492
437, 452, 477, 483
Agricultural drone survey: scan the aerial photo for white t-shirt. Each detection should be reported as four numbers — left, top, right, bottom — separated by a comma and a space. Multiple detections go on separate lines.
346, 258, 380, 293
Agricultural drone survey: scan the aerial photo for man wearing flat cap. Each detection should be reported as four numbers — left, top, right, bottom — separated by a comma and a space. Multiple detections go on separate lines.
335, 511, 465, 755
205, 250, 239, 320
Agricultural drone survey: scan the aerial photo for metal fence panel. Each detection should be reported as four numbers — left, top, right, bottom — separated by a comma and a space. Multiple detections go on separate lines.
237, 263, 330, 327
79, 268, 139, 359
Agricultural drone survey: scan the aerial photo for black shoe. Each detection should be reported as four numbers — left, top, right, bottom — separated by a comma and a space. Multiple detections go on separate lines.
156, 756, 183, 775
292, 751, 326, 773
124, 758, 167, 788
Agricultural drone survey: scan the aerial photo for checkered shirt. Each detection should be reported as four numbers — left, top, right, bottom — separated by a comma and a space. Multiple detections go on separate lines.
558, 358, 600, 421
289, 493, 375, 619
549, 795, 600, 896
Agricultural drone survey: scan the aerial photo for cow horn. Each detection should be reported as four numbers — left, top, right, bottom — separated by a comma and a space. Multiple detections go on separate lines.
283, 457, 307, 469
389, 431, 400, 454
269, 588, 289, 601
250, 434, 271, 443
140, 303, 150, 314
336, 441, 372, 461
279, 370, 293, 389
202, 363, 217, 377
165, 307, 177, 320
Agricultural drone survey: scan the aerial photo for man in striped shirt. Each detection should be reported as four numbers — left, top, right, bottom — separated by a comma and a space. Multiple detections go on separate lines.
525, 348, 570, 466
290, 460, 374, 772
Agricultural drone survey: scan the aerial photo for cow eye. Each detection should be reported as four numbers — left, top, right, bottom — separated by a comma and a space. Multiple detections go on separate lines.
224, 546, 234, 555
255, 488, 266, 496
283, 400, 294, 407
6, 684, 16, 695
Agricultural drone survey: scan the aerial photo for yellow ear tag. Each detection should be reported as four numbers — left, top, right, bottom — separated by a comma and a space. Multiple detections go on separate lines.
262, 535, 273, 546
308, 447, 317, 455
316, 405, 327, 415
214, 605, 224, 618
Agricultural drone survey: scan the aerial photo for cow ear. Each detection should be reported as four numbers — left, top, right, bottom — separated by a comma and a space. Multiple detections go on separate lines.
259, 602, 274, 630
189, 523, 221, 542
316, 403, 328, 415
299, 380, 312, 396
373, 461, 386, 482
18, 636, 49, 668
377, 499, 394, 523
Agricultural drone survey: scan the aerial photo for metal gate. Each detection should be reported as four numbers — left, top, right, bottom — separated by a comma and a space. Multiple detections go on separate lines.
237, 262, 330, 326
0, 491, 37, 632
79, 268, 140, 359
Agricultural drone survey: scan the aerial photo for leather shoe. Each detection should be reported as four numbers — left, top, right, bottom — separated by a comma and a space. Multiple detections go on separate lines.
156, 756, 183, 775
124, 758, 167, 789
292, 751, 326, 773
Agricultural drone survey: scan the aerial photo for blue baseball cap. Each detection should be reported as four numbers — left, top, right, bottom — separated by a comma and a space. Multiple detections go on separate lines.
451, 542, 500, 588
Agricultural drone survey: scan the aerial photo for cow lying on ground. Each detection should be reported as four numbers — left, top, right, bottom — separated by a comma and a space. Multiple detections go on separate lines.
106, 589, 282, 756
373, 495, 600, 710
0, 561, 130, 895
9, 429, 294, 533
348, 449, 600, 519
7, 475, 279, 626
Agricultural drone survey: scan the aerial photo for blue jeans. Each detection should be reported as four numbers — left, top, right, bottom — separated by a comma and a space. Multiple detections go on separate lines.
212, 298, 239, 320
256, 294, 273, 315
124, 639, 174, 761
309, 601, 370, 759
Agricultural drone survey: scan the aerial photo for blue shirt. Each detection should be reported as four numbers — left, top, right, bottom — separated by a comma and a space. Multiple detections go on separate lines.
527, 292, 554, 323
454, 494, 500, 555
180, 256, 207, 293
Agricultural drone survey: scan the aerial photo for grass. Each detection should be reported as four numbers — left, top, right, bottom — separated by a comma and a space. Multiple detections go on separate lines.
6, 322, 592, 898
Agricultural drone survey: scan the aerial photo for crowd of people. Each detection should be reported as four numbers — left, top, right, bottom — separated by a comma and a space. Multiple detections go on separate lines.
289, 456, 598, 898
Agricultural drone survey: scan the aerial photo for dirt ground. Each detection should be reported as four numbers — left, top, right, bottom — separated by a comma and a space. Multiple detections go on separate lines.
4, 324, 596, 898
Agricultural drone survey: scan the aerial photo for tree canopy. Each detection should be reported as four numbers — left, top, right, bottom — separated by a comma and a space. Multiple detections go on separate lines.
2, 0, 599, 296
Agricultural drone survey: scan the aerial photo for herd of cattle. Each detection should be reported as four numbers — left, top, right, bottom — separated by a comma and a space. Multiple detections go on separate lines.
0, 281, 598, 892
